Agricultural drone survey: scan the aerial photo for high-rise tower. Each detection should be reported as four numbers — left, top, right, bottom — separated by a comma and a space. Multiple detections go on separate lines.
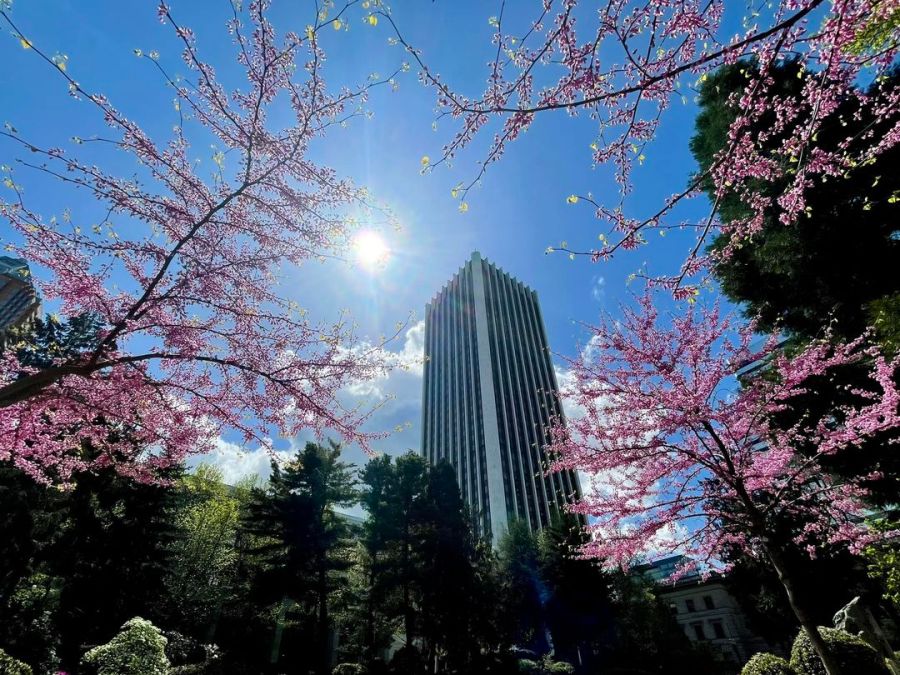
0, 256, 40, 341
420, 252, 581, 542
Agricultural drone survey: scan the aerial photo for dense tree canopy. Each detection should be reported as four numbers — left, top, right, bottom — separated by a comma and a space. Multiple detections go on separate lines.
691, 60, 900, 343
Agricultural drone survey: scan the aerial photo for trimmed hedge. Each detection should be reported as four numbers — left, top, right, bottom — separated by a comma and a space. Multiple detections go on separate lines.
0, 649, 33, 675
741, 652, 796, 675
790, 626, 889, 675
81, 617, 170, 675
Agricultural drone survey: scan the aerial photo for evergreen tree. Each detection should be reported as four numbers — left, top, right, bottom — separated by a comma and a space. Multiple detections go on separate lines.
241, 440, 357, 675
50, 460, 183, 669
690, 61, 900, 346
348, 454, 404, 667
419, 461, 479, 671
537, 513, 613, 669
497, 521, 549, 656
691, 61, 900, 506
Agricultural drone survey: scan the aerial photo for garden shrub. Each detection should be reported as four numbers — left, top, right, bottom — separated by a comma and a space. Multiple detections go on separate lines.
80, 617, 169, 675
333, 664, 365, 675
0, 649, 32, 675
741, 652, 795, 675
163, 630, 206, 666
517, 657, 575, 675
544, 660, 575, 674
790, 626, 889, 675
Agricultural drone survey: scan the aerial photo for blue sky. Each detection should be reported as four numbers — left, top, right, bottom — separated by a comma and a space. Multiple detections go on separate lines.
0, 1, 731, 482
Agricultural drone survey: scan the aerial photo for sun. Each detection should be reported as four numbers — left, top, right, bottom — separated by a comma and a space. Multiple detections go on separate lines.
352, 230, 390, 271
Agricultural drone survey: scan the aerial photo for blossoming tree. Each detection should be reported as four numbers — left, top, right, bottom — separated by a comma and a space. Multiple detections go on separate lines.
389, 0, 899, 291
0, 0, 398, 484
550, 293, 899, 674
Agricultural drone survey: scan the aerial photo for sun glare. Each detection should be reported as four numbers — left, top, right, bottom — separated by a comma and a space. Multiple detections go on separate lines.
353, 230, 390, 271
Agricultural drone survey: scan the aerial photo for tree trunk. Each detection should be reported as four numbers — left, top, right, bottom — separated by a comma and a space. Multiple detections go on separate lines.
319, 563, 329, 675
364, 567, 376, 663
763, 541, 844, 675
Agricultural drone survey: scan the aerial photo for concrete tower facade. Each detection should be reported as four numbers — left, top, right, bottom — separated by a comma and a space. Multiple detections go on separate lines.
420, 252, 581, 542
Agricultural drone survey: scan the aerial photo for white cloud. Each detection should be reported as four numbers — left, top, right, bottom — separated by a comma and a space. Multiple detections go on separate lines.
343, 320, 425, 400
590, 275, 606, 302
190, 436, 293, 485
399, 319, 426, 375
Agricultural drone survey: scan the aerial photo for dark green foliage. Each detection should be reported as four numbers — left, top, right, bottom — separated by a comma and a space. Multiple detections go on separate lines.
0, 465, 61, 673
692, 60, 900, 509
537, 512, 613, 667
240, 441, 358, 675
604, 571, 723, 674
8, 313, 106, 370
722, 532, 879, 650
332, 665, 364, 675
0, 648, 32, 675
52, 462, 183, 669
690, 61, 900, 344
389, 644, 425, 675
790, 627, 889, 675
499, 520, 550, 654
518, 656, 575, 674
348, 454, 509, 674
0, 464, 55, 601
741, 652, 796, 675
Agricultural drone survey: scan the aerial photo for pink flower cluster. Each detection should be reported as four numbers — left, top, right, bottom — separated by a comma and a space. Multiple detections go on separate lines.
550, 292, 900, 568
0, 1, 399, 484
403, 0, 899, 288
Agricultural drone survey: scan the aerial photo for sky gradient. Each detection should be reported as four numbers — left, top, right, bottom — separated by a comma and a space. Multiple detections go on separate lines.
0, 1, 731, 483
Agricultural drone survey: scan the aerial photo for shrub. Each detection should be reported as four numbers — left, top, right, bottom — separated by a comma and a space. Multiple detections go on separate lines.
790, 626, 889, 675
333, 665, 365, 675
163, 631, 206, 666
0, 649, 32, 675
80, 617, 169, 675
741, 652, 796, 675
517, 657, 575, 675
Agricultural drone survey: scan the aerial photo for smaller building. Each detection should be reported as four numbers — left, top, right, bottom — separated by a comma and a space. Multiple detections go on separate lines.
0, 256, 40, 339
636, 555, 771, 666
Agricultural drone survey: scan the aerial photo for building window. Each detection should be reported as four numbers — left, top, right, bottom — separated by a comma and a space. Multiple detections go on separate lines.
703, 595, 715, 610
711, 620, 726, 639
691, 622, 706, 641
685, 599, 696, 612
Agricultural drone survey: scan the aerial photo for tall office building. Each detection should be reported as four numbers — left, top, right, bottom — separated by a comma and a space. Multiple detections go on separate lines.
420, 252, 581, 542
0, 256, 40, 339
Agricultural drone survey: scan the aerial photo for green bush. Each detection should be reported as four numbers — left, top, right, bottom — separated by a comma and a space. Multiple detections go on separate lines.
0, 649, 32, 675
516, 657, 575, 675
333, 665, 365, 675
790, 626, 889, 675
80, 617, 169, 675
741, 652, 796, 675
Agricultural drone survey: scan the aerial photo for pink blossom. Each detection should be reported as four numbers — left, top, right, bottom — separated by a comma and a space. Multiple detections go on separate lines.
0, 2, 401, 484
550, 291, 900, 568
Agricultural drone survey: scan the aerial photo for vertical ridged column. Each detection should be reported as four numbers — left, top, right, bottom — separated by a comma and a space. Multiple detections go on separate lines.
471, 253, 510, 542
421, 302, 432, 463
